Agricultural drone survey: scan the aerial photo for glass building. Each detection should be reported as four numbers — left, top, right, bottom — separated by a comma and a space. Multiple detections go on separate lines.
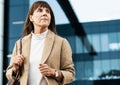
0, 0, 4, 85
1, 0, 120, 85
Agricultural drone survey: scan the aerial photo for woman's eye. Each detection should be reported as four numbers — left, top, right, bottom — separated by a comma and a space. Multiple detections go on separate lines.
38, 9, 42, 12
46, 9, 50, 13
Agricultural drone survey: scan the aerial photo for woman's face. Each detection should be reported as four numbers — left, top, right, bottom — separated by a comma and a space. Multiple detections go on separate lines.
30, 7, 51, 28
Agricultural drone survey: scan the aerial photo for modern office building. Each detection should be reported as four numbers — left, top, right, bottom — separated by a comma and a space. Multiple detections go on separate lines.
1, 0, 120, 85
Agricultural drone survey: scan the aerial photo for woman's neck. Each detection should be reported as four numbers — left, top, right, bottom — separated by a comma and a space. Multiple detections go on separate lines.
34, 27, 48, 34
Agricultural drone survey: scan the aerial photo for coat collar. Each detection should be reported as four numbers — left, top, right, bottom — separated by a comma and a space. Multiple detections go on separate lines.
40, 30, 55, 63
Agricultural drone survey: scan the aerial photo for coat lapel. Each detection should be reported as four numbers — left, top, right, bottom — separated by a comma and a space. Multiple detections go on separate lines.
40, 30, 55, 64
22, 34, 31, 58
22, 34, 31, 70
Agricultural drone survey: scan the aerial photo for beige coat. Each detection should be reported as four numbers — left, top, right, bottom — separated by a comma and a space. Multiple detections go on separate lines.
6, 30, 75, 85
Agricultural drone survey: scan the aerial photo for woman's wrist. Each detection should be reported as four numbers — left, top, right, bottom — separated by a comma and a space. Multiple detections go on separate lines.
54, 70, 63, 82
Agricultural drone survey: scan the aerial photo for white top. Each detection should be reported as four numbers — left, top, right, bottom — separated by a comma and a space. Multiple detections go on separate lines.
28, 30, 48, 85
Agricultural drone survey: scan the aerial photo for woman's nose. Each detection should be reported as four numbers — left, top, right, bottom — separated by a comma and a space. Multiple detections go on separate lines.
42, 10, 47, 15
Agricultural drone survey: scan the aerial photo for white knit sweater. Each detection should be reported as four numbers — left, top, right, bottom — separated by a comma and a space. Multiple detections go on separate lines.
28, 30, 48, 85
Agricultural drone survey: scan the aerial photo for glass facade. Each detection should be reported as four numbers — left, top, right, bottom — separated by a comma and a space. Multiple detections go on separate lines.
0, 0, 4, 85
57, 20, 120, 85
8, 0, 29, 54
2, 0, 120, 85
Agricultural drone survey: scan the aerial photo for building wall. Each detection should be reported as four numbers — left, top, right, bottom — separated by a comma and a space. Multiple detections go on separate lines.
0, 0, 4, 84
57, 20, 120, 85
8, 0, 29, 54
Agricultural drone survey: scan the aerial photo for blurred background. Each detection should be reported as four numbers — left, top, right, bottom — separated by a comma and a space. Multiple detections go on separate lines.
1, 0, 120, 85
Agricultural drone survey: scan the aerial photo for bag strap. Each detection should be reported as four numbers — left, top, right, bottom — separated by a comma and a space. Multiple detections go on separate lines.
16, 38, 23, 79
19, 38, 22, 54
6, 38, 23, 80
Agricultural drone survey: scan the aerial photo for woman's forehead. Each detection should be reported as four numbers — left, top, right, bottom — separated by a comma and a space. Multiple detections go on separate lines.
35, 6, 50, 11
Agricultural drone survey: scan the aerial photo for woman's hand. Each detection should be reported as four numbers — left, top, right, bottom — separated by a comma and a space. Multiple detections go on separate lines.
39, 64, 55, 77
12, 54, 25, 73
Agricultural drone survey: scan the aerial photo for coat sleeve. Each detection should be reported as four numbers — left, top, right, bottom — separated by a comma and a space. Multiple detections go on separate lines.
6, 40, 19, 80
60, 39, 75, 85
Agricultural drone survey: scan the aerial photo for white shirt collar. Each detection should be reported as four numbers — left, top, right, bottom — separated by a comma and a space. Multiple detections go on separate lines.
31, 29, 48, 40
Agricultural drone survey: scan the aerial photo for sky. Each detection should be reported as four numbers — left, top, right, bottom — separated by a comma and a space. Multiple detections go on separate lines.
70, 0, 120, 22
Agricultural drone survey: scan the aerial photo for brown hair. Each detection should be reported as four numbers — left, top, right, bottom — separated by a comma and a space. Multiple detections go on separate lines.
22, 1, 56, 37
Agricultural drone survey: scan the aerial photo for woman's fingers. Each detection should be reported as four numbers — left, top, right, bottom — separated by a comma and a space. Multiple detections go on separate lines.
12, 54, 25, 70
20, 54, 25, 61
39, 64, 55, 77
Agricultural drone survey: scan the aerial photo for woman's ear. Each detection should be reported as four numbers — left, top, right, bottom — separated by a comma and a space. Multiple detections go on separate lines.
29, 15, 33, 22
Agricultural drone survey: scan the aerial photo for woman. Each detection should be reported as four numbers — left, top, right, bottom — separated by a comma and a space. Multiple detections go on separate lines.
6, 1, 75, 85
